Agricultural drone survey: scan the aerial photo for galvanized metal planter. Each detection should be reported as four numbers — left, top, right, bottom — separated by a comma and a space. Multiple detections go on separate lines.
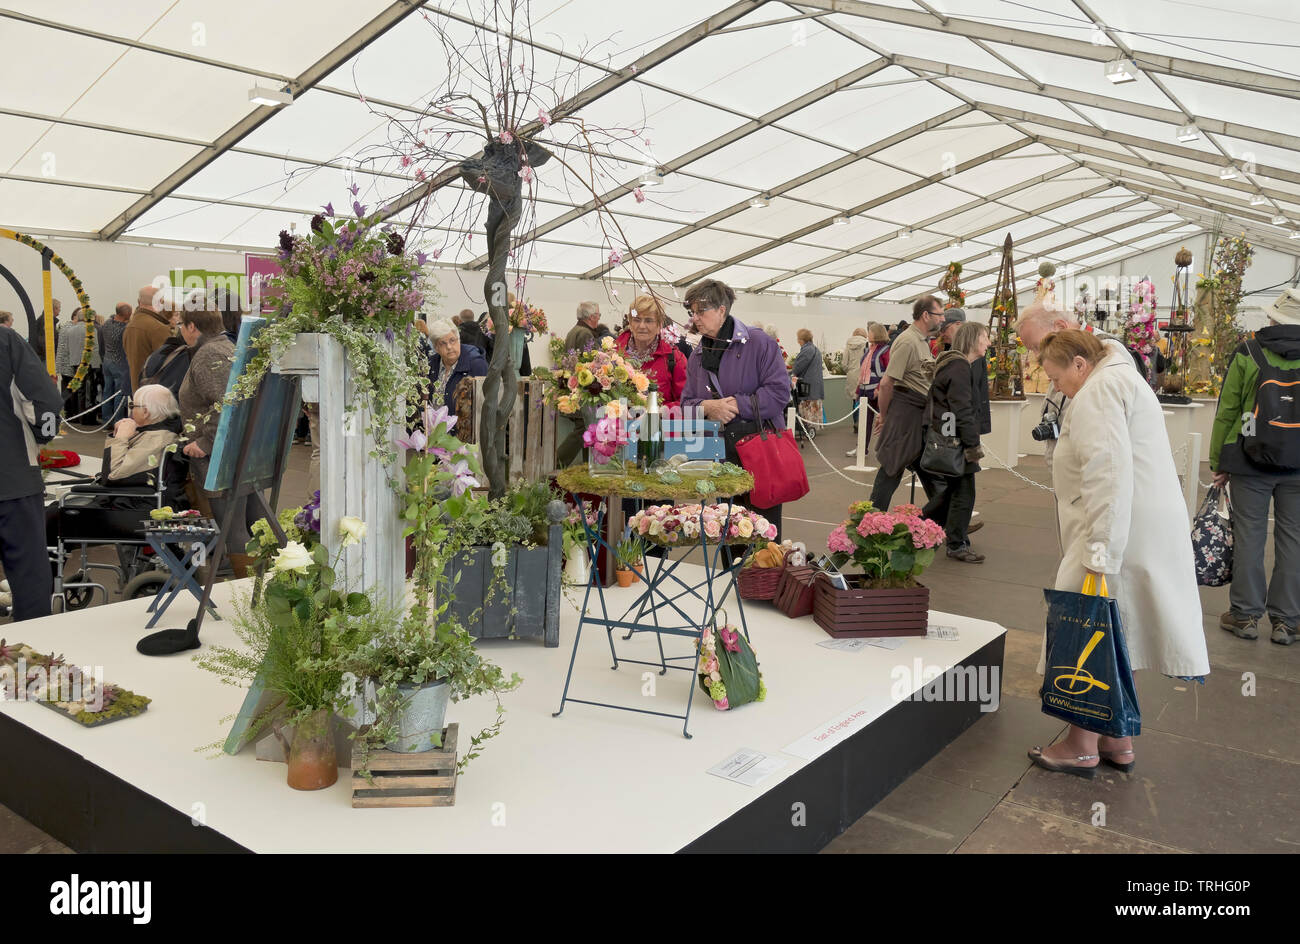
449, 523, 563, 647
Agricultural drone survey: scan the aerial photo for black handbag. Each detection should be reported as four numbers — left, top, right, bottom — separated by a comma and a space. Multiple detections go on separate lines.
919, 429, 966, 477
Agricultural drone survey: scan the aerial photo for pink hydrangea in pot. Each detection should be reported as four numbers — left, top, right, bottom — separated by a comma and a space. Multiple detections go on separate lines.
816, 500, 947, 638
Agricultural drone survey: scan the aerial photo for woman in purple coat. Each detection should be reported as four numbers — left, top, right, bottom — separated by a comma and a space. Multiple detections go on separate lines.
680, 279, 792, 538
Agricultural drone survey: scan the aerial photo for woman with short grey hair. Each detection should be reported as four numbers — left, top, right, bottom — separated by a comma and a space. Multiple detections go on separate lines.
107, 383, 182, 482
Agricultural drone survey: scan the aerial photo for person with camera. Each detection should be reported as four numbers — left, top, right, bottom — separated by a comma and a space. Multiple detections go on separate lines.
0, 323, 63, 621
1028, 329, 1208, 776
922, 322, 990, 563
1015, 301, 1130, 465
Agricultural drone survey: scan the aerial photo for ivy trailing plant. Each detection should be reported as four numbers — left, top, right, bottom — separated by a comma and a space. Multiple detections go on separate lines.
225, 196, 439, 472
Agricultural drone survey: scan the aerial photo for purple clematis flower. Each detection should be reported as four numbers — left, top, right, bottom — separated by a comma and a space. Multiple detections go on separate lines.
323, 201, 334, 217
395, 429, 427, 452
349, 183, 359, 196
415, 250, 430, 266
423, 403, 457, 435
385, 327, 395, 343
449, 460, 478, 496
353, 200, 367, 218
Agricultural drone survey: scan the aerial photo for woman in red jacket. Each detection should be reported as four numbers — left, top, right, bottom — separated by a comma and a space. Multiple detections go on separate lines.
616, 294, 687, 405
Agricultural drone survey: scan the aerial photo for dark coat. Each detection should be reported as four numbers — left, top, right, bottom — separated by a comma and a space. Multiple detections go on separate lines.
0, 326, 62, 501
973, 354, 991, 435
140, 335, 192, 398
929, 351, 981, 449
437, 344, 489, 409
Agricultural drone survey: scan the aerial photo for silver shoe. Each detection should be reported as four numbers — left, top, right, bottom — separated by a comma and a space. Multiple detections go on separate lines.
1028, 746, 1098, 779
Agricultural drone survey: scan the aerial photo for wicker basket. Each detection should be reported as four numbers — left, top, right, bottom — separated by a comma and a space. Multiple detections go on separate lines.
739, 563, 785, 601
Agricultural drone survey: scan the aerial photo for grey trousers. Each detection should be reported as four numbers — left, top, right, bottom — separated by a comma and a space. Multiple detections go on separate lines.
1229, 472, 1300, 626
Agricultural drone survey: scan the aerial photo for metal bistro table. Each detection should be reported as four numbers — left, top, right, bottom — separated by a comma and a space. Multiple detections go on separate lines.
140, 517, 222, 629
552, 465, 757, 737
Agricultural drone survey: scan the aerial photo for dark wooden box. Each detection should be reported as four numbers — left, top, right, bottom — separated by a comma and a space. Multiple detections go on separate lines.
774, 565, 817, 618
449, 524, 562, 647
812, 574, 929, 638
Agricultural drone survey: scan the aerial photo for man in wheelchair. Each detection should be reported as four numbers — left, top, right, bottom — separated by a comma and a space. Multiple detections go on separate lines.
46, 384, 188, 609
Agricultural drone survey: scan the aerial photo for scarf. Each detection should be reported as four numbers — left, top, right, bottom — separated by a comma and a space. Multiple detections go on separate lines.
699, 315, 735, 374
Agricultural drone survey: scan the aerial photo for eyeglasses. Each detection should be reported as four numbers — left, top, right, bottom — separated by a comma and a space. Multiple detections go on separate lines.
629, 316, 659, 326
684, 305, 718, 317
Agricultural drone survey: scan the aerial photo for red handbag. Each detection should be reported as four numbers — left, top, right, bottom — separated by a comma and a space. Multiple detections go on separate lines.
734, 396, 809, 508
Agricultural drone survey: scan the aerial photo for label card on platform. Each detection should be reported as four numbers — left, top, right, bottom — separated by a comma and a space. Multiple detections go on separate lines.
867, 636, 906, 650
818, 637, 871, 652
927, 625, 960, 640
708, 749, 786, 787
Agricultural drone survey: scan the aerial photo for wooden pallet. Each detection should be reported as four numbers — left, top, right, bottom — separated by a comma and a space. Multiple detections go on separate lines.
351, 724, 458, 808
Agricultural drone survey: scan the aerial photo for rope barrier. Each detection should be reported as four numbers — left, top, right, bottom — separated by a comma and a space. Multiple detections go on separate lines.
60, 391, 123, 434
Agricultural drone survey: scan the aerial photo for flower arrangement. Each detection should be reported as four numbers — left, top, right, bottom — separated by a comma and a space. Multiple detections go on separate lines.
628, 503, 778, 546
533, 335, 649, 418
697, 622, 766, 711
938, 260, 966, 309
562, 500, 602, 557
582, 415, 629, 464
1124, 277, 1160, 378
826, 501, 947, 587
224, 195, 437, 469
483, 298, 547, 337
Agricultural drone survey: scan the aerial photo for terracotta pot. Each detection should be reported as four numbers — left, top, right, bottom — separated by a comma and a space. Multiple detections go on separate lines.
615, 568, 637, 587
286, 707, 338, 791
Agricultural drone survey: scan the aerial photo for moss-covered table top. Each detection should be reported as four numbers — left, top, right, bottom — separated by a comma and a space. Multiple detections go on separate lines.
555, 464, 753, 501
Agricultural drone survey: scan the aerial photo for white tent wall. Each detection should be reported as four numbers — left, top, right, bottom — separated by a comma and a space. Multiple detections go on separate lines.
0, 237, 910, 370
1022, 236, 1300, 332
0, 237, 248, 337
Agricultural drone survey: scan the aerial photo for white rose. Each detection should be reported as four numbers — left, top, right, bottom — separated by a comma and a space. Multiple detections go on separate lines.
339, 516, 367, 547
271, 540, 313, 574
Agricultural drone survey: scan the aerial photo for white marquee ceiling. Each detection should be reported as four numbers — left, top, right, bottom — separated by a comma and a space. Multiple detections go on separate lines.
2, 0, 1298, 304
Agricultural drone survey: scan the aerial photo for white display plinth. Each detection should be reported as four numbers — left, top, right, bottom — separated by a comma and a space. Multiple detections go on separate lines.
1161, 400, 1206, 465
272, 332, 404, 611
982, 399, 1029, 470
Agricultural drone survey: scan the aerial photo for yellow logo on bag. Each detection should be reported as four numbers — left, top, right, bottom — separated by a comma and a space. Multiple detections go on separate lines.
1051, 629, 1111, 695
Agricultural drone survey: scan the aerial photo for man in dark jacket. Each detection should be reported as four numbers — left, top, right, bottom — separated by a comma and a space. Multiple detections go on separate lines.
457, 309, 493, 359
0, 325, 63, 620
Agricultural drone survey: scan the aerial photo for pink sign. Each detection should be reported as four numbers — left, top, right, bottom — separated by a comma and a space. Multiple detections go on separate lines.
245, 255, 283, 312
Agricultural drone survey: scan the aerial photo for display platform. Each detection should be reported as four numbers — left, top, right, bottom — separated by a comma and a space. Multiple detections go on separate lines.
0, 567, 1005, 853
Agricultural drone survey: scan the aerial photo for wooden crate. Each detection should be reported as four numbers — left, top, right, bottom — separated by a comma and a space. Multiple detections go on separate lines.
812, 575, 929, 638
351, 724, 458, 808
774, 565, 816, 618
458, 377, 558, 482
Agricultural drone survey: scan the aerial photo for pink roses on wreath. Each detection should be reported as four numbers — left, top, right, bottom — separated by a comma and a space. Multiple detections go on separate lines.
628, 503, 777, 546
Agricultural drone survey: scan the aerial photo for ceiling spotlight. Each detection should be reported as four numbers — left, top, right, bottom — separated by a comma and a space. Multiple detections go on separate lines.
1105, 58, 1137, 85
638, 169, 664, 188
832, 214, 850, 226
899, 227, 912, 240
1176, 123, 1200, 143
248, 85, 293, 107
1220, 165, 1238, 181
1273, 214, 1288, 225
1250, 193, 1268, 206
748, 194, 770, 209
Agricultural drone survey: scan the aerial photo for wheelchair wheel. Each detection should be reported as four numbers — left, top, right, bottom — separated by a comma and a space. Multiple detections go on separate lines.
122, 571, 167, 601
63, 572, 96, 611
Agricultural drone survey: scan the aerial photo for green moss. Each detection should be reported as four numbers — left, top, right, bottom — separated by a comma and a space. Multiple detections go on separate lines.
555, 464, 754, 501
72, 690, 152, 726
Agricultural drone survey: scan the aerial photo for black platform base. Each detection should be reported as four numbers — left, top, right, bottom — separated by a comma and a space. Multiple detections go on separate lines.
681, 634, 1005, 853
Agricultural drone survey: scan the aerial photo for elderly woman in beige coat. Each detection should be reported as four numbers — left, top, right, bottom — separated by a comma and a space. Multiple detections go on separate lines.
105, 383, 182, 482
1029, 330, 1209, 777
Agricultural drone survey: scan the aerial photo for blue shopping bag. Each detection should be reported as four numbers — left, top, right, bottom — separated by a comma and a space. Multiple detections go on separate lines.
1040, 574, 1141, 738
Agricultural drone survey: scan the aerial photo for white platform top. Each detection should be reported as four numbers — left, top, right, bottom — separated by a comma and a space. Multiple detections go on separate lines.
0, 567, 1006, 853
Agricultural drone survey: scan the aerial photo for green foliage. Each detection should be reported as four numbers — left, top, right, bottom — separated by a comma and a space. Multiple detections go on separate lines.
615, 535, 644, 569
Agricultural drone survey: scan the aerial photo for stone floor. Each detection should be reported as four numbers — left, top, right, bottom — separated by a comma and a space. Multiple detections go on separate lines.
4, 421, 1298, 853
